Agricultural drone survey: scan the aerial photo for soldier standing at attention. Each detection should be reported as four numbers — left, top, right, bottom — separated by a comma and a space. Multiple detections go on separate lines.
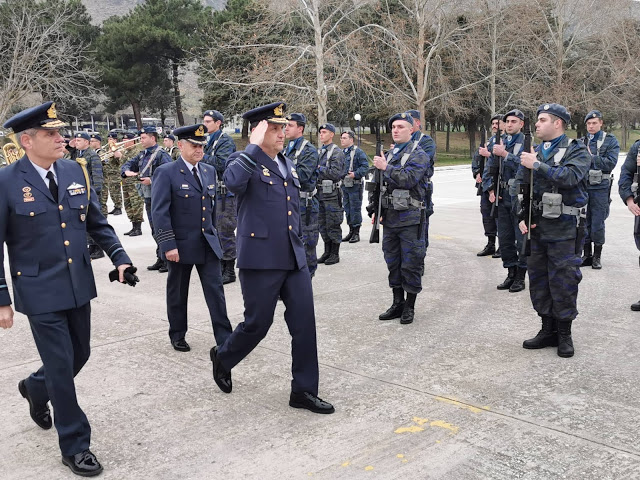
120, 132, 145, 237
371, 113, 429, 325
163, 133, 180, 161
0, 102, 138, 476
579, 110, 620, 269
339, 130, 369, 244
316, 123, 345, 265
284, 113, 320, 276
99, 132, 124, 217
517, 103, 589, 358
209, 102, 334, 414
121, 127, 172, 272
151, 124, 233, 353
202, 109, 238, 284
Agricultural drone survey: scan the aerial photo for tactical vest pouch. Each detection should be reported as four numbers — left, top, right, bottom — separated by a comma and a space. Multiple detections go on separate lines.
588, 169, 603, 185
390, 189, 411, 210
321, 179, 335, 193
343, 176, 354, 188
541, 192, 563, 219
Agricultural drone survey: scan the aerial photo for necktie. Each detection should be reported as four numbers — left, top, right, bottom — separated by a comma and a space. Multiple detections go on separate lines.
46, 171, 58, 202
192, 167, 202, 190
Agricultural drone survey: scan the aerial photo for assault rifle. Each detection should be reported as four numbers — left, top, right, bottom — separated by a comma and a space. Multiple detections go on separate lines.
476, 126, 487, 195
490, 125, 502, 217
519, 115, 533, 257
367, 124, 384, 243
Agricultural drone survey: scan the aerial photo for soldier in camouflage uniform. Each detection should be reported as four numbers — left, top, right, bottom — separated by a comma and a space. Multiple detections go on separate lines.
119, 132, 145, 237
370, 113, 429, 325
202, 110, 238, 284
284, 113, 320, 276
99, 132, 124, 217
516, 103, 589, 358
316, 123, 345, 266
339, 130, 369, 244
163, 134, 180, 161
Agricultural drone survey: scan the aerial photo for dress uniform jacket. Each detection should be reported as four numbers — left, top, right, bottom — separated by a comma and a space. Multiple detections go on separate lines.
0, 157, 131, 315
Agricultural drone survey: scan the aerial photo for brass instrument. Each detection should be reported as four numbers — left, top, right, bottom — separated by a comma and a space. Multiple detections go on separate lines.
99, 136, 141, 162
2, 132, 25, 165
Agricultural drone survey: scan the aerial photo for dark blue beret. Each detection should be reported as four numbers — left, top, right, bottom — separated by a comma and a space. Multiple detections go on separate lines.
108, 132, 118, 139
342, 130, 355, 139
165, 134, 176, 141
3, 101, 67, 131
90, 133, 102, 142
584, 110, 603, 124
504, 109, 525, 121
537, 103, 571, 124
491, 113, 503, 122
319, 123, 336, 133
203, 110, 224, 122
173, 124, 207, 145
242, 102, 288, 125
406, 109, 420, 120
75, 132, 90, 141
124, 132, 137, 139
139, 126, 157, 135
287, 113, 307, 125
388, 112, 414, 130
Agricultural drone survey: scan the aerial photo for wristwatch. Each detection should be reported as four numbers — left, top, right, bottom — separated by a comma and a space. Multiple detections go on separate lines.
532, 160, 541, 170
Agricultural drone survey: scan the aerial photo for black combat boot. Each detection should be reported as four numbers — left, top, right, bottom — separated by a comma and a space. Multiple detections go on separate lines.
492, 246, 501, 258
592, 244, 602, 269
147, 258, 164, 271
581, 242, 593, 266
476, 235, 496, 256
509, 267, 527, 293
379, 288, 405, 320
317, 241, 331, 264
342, 227, 353, 242
109, 207, 122, 215
124, 222, 136, 236
349, 226, 360, 243
523, 316, 558, 349
129, 222, 142, 237
497, 266, 516, 290
557, 320, 574, 358
325, 242, 340, 265
222, 259, 236, 284
631, 300, 640, 311
89, 245, 105, 260
400, 293, 416, 324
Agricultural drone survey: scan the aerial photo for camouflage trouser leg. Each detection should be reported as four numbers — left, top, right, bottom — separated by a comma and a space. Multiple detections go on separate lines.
100, 163, 123, 215
121, 177, 144, 223
319, 195, 343, 244
528, 237, 582, 321
383, 224, 426, 294
301, 198, 320, 275
215, 194, 238, 261
342, 185, 363, 227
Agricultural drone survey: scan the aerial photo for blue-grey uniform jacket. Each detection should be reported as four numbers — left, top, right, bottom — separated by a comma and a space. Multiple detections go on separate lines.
579, 131, 620, 191
317, 143, 345, 200
342, 145, 369, 182
121, 145, 172, 179
203, 131, 237, 195
284, 136, 318, 192
483, 132, 524, 206
72, 148, 103, 194
618, 140, 640, 204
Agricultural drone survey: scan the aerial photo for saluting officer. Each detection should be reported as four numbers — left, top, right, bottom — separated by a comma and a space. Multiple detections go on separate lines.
317, 123, 345, 265
284, 113, 320, 276
202, 109, 238, 284
517, 103, 589, 358
340, 130, 369, 244
579, 110, 620, 269
151, 124, 233, 352
0, 102, 137, 476
371, 113, 429, 325
163, 133, 180, 161
210, 102, 334, 414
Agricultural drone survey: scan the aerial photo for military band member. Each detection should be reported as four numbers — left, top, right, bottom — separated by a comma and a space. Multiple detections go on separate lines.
340, 130, 369, 244
151, 124, 233, 352
371, 113, 429, 325
100, 132, 124, 217
0, 102, 137, 476
163, 133, 180, 161
517, 103, 589, 358
210, 102, 334, 414
487, 109, 528, 292
89, 133, 104, 156
579, 110, 620, 269
284, 113, 320, 276
202, 109, 238, 284
473, 114, 501, 256
119, 132, 145, 237
317, 123, 345, 265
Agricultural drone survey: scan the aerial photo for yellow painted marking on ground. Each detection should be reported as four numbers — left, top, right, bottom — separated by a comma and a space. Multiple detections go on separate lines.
434, 396, 486, 414
341, 462, 351, 467
395, 425, 424, 434
397, 454, 405, 459
402, 459, 408, 463
436, 440, 441, 444
430, 420, 459, 434
365, 466, 374, 471
412, 416, 430, 425
432, 234, 453, 240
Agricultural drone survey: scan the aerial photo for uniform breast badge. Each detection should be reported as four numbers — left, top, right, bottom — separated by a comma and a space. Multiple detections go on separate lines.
67, 182, 86, 196
262, 167, 271, 177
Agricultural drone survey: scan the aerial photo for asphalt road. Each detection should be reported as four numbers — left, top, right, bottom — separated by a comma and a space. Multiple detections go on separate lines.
2, 160, 640, 479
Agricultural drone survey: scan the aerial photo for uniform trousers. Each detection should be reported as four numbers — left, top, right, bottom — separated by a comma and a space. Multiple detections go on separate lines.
318, 192, 343, 244
217, 267, 319, 395
585, 185, 610, 245
342, 183, 363, 227
301, 198, 320, 275
480, 190, 497, 237
497, 200, 527, 269
214, 194, 238, 261
24, 303, 92, 457
383, 224, 426, 294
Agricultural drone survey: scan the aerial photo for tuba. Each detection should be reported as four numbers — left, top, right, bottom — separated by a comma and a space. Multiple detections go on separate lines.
2, 132, 25, 165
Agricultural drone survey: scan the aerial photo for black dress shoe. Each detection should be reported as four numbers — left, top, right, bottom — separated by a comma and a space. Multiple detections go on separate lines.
158, 262, 168, 273
210, 346, 232, 393
289, 391, 335, 414
62, 449, 103, 477
147, 258, 163, 271
171, 339, 191, 352
109, 207, 122, 215
18, 380, 52, 430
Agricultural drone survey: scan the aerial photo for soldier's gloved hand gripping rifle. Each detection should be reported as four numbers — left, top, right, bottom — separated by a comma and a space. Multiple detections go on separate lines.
519, 116, 533, 257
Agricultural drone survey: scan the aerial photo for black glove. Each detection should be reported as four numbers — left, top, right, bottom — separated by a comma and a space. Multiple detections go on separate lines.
366, 203, 376, 218
109, 266, 139, 287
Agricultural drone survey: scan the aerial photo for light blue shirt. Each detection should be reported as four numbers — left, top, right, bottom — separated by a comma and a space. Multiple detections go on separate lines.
30, 159, 57, 188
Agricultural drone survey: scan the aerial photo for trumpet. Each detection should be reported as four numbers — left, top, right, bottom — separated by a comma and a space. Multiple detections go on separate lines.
2, 132, 25, 165
99, 136, 141, 161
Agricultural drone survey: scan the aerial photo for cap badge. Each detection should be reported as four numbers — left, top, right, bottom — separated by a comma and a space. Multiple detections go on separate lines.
543, 104, 550, 110
195, 125, 205, 137
592, 113, 597, 118
47, 103, 57, 119
274, 104, 284, 116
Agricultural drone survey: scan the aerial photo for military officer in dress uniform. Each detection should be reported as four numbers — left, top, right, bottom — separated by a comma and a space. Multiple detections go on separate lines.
151, 124, 233, 352
316, 123, 345, 265
370, 113, 429, 325
209, 102, 334, 414
202, 109, 238, 284
122, 126, 172, 272
517, 103, 589, 358
340, 130, 369, 244
284, 113, 320, 276
0, 102, 137, 476
579, 110, 620, 269
162, 133, 180, 161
